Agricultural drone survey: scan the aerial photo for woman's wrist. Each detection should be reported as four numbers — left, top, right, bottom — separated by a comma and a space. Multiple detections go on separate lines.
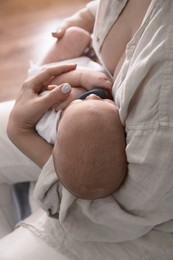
7, 121, 53, 168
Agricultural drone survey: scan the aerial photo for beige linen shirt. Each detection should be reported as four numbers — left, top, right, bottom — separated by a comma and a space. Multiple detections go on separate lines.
20, 0, 173, 259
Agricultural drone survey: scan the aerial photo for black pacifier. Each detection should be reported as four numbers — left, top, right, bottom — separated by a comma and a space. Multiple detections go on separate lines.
78, 87, 107, 100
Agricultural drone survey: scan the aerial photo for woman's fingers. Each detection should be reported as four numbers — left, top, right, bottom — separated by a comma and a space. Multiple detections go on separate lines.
11, 84, 72, 131
24, 64, 76, 93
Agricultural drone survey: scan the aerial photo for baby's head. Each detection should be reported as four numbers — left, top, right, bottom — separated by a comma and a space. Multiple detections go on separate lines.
53, 95, 127, 200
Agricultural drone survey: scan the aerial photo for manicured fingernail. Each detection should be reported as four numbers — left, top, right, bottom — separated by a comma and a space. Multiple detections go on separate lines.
61, 83, 71, 94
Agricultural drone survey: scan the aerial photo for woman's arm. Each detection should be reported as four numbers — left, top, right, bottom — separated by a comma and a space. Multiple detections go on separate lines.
7, 64, 76, 168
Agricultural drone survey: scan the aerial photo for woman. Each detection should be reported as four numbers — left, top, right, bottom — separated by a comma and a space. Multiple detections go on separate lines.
1, 0, 173, 259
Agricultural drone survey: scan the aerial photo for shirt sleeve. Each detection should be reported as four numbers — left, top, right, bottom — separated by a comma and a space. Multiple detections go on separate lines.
33, 126, 173, 243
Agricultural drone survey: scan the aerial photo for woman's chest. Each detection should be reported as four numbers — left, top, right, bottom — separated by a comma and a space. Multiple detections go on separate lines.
100, 0, 152, 79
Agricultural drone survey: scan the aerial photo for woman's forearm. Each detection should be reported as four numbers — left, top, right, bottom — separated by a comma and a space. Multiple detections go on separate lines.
7, 124, 53, 168
6, 65, 76, 168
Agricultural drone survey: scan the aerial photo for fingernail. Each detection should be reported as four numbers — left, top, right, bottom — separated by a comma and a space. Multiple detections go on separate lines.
52, 32, 58, 37
61, 83, 71, 94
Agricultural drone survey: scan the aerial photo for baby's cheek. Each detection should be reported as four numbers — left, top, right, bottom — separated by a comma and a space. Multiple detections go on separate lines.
69, 88, 86, 102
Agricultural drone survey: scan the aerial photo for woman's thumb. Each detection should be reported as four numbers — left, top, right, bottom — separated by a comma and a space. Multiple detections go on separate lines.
41, 83, 72, 109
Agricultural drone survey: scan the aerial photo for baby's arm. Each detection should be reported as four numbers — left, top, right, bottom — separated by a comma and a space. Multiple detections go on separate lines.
41, 2, 97, 65
53, 2, 96, 39
41, 27, 92, 65
49, 68, 112, 91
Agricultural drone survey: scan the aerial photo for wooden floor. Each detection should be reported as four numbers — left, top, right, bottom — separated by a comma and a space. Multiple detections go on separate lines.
0, 0, 87, 101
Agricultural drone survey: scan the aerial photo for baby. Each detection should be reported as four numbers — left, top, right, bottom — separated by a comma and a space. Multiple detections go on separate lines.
32, 27, 127, 199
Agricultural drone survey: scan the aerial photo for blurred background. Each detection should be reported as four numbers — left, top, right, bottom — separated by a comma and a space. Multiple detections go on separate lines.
0, 0, 88, 101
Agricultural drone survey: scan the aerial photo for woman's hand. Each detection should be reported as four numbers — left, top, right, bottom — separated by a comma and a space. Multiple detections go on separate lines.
9, 64, 76, 130
7, 64, 76, 168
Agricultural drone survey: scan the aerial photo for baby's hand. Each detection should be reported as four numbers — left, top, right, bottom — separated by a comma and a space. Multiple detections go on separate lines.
79, 69, 112, 91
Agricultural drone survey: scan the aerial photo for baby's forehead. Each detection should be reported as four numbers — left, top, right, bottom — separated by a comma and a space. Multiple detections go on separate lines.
60, 99, 119, 129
